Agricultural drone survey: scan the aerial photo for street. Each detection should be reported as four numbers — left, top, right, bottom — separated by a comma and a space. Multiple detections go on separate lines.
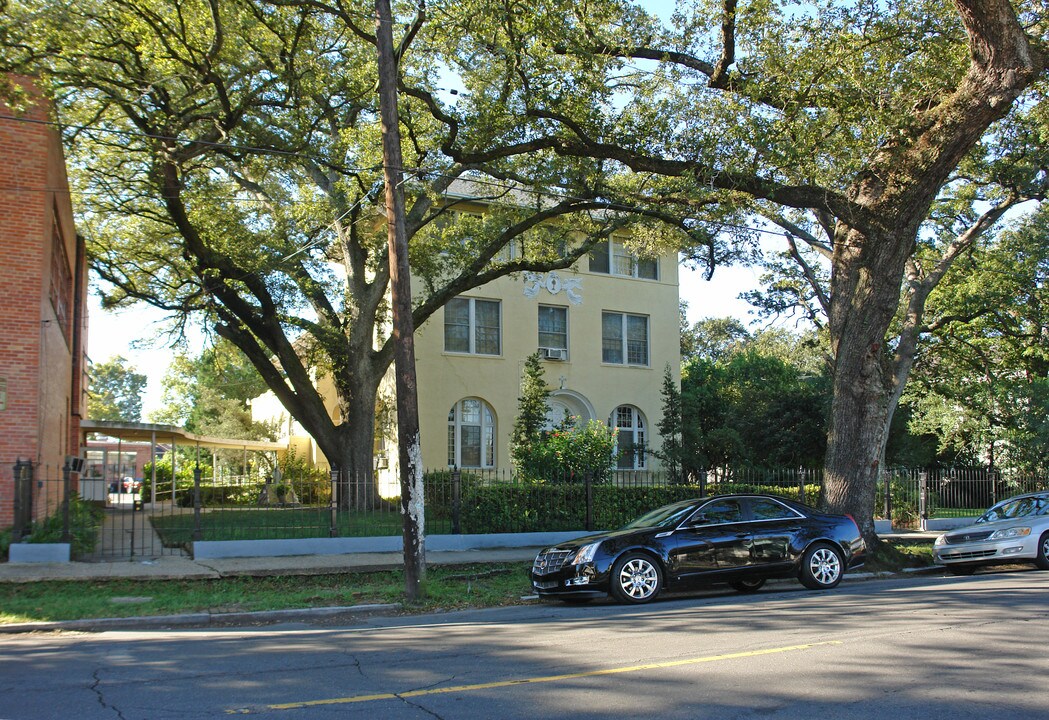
1, 570, 1047, 720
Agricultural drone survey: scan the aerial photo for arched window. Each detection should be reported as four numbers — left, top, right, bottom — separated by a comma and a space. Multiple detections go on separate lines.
544, 400, 572, 431
448, 398, 496, 468
610, 405, 647, 470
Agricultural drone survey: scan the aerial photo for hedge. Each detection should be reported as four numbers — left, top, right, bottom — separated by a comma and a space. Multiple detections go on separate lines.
453, 481, 823, 534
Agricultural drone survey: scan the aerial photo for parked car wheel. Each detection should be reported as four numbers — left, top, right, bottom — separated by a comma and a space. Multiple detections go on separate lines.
1036, 532, 1049, 571
947, 565, 977, 576
610, 552, 662, 604
799, 543, 844, 589
729, 578, 766, 593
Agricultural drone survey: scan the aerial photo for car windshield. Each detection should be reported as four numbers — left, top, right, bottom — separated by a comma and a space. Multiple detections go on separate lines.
620, 500, 698, 530
976, 496, 1048, 523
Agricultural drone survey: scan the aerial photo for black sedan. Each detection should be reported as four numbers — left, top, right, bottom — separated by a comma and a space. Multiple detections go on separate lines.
531, 494, 866, 604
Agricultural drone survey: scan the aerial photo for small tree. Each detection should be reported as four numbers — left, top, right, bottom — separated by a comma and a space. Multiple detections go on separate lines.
510, 353, 552, 477
655, 364, 683, 483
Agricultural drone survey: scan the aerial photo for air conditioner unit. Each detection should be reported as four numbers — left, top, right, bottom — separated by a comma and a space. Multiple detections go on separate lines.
540, 347, 567, 361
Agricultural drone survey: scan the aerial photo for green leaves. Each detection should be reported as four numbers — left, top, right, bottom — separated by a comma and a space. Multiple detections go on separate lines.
87, 356, 148, 422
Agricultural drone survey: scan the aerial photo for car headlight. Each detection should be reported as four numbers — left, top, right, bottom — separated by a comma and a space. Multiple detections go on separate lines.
570, 542, 601, 565
988, 527, 1031, 540
934, 534, 947, 546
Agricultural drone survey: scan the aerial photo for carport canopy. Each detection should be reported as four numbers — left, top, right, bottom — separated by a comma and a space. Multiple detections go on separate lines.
81, 420, 286, 452
81, 420, 287, 505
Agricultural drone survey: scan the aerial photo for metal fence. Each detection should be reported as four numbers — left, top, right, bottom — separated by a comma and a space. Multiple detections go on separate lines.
10, 463, 1049, 559
879, 467, 1049, 529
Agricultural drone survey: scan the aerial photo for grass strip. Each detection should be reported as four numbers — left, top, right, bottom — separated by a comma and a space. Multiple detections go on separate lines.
0, 563, 536, 624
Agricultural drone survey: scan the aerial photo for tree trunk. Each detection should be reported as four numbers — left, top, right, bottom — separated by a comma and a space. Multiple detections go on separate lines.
311, 380, 380, 510
819, 0, 1043, 545
823, 226, 914, 546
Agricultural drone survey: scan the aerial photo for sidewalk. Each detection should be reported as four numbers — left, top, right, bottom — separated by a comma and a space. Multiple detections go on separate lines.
0, 547, 542, 583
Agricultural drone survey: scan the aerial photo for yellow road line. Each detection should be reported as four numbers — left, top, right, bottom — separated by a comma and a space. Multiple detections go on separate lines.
254, 640, 842, 712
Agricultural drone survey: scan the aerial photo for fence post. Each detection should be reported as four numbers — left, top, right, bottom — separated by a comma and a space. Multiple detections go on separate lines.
918, 471, 928, 531
61, 458, 72, 543
883, 470, 892, 522
452, 468, 462, 534
12, 460, 33, 541
329, 467, 340, 537
798, 467, 806, 504
193, 466, 203, 541
699, 468, 708, 498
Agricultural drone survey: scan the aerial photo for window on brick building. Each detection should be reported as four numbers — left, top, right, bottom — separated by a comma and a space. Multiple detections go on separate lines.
48, 214, 72, 342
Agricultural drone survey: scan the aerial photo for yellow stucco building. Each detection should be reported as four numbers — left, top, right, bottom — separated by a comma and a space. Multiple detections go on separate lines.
251, 205, 680, 483
413, 243, 679, 475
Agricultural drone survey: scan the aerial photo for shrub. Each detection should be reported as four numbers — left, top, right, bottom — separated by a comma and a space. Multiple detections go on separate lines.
18, 495, 104, 558
424, 469, 484, 520
516, 419, 618, 483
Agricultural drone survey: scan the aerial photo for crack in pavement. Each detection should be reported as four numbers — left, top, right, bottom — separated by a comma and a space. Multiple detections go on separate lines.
394, 693, 446, 719
391, 676, 458, 718
90, 668, 128, 720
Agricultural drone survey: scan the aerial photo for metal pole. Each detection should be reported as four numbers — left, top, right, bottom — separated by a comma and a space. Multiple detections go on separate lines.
171, 435, 177, 505
12, 459, 31, 541
130, 482, 136, 560
193, 466, 203, 542
883, 469, 892, 522
452, 468, 461, 535
329, 467, 340, 538
919, 471, 928, 531
61, 458, 72, 543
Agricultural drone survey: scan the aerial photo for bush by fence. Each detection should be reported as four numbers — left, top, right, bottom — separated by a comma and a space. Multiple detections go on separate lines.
1, 492, 103, 560
15, 464, 1049, 557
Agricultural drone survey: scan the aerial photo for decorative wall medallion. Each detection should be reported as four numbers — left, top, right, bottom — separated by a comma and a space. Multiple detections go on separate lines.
523, 271, 583, 305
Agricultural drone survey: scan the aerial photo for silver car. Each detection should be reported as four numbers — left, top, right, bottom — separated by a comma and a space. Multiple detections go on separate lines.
934, 492, 1049, 575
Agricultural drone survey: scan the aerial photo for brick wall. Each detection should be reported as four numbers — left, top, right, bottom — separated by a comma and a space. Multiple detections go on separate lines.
0, 76, 86, 527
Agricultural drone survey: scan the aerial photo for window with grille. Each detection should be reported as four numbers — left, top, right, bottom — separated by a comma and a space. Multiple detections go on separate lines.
602, 312, 648, 366
448, 398, 496, 468
538, 305, 568, 352
611, 405, 647, 470
444, 297, 501, 355
588, 239, 658, 280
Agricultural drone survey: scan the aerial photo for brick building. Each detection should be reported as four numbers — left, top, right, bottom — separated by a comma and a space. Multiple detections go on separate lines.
0, 76, 89, 529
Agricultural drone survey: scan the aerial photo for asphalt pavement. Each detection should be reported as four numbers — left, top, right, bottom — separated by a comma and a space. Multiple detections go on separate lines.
0, 532, 940, 634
